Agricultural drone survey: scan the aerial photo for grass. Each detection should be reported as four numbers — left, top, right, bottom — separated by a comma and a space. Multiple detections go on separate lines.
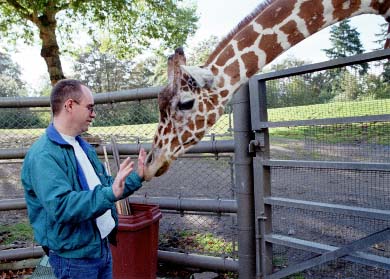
0, 222, 34, 245
0, 98, 389, 145
160, 230, 233, 256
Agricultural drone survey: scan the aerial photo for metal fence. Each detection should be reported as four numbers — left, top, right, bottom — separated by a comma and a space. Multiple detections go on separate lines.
0, 49, 390, 279
250, 49, 390, 278
0, 86, 240, 275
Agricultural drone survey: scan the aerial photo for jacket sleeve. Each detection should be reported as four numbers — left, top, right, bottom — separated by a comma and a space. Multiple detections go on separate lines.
29, 151, 117, 224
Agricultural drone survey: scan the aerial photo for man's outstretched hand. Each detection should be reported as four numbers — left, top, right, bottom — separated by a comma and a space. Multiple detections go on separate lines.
137, 148, 146, 179
112, 148, 146, 199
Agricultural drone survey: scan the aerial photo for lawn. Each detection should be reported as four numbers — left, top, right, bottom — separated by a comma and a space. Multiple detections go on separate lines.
0, 98, 389, 145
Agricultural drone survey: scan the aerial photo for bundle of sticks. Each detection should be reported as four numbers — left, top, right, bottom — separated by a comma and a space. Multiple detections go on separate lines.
103, 136, 132, 215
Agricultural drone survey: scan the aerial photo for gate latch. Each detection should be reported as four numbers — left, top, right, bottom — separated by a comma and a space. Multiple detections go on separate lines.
248, 137, 265, 153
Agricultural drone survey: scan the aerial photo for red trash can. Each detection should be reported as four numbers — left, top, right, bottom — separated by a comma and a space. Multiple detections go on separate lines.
110, 203, 162, 279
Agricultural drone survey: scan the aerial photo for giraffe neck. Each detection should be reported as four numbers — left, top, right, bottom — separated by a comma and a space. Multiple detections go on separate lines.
205, 0, 390, 104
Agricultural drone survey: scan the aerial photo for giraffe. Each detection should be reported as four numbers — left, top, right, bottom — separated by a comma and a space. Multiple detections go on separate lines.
143, 0, 390, 181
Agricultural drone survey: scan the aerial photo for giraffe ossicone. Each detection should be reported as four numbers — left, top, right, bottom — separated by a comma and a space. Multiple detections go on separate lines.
143, 0, 390, 181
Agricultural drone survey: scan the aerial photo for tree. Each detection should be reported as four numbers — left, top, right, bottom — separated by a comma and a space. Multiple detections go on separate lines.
0, 52, 44, 128
73, 44, 157, 93
0, 0, 198, 85
373, 22, 390, 83
186, 35, 219, 66
150, 36, 220, 86
323, 19, 368, 75
0, 52, 26, 97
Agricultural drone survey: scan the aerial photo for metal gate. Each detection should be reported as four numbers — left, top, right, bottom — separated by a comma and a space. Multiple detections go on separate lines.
248, 49, 390, 278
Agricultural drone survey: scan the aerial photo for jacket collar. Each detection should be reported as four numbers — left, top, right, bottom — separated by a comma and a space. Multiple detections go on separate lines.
46, 123, 92, 151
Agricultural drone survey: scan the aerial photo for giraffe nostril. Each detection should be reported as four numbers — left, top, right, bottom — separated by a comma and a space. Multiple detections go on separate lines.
146, 152, 154, 165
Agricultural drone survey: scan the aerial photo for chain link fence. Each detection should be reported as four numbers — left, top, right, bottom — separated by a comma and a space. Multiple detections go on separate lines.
0, 95, 238, 266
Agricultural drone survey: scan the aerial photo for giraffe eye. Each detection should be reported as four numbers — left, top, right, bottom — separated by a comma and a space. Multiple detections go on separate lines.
177, 99, 195, 110
188, 77, 197, 88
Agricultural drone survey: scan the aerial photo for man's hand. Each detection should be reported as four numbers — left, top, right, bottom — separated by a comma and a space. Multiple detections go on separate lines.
137, 148, 147, 179
112, 157, 134, 199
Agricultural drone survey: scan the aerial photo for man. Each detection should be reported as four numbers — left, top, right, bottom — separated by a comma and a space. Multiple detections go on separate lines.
21, 79, 146, 279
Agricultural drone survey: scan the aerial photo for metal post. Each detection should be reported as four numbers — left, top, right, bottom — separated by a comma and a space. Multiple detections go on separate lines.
249, 78, 273, 278
232, 83, 256, 278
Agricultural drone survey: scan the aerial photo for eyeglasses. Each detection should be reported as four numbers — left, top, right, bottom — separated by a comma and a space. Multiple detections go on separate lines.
72, 99, 95, 114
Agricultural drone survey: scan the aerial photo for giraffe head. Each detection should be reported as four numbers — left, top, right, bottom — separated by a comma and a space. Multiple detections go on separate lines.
142, 0, 390, 181
143, 47, 222, 180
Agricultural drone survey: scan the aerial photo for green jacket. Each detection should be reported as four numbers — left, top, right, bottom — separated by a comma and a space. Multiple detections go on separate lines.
21, 123, 143, 258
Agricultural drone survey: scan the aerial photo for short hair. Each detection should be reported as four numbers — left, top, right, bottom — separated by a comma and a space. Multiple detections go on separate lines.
50, 79, 85, 116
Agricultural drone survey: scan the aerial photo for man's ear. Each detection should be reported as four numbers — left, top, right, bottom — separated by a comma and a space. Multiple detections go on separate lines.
180, 66, 215, 88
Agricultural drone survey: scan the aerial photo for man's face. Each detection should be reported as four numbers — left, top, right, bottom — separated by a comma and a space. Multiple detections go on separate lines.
72, 86, 96, 135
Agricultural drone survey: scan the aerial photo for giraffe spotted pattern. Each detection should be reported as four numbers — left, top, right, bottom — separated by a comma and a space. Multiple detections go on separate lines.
143, 0, 390, 181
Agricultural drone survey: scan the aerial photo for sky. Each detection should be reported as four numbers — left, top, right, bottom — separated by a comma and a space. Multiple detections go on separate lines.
8, 0, 388, 91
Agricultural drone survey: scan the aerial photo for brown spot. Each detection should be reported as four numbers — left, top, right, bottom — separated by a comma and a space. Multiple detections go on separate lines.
195, 116, 205, 129
171, 137, 179, 149
207, 113, 217, 127
165, 123, 172, 134
241, 51, 259, 78
211, 65, 219, 75
181, 79, 188, 86
332, 0, 360, 21
370, 0, 390, 15
182, 86, 189, 92
195, 131, 205, 139
224, 60, 240, 85
279, 20, 305, 46
210, 94, 219, 106
298, 0, 325, 35
236, 25, 260, 51
215, 45, 235, 67
255, 0, 296, 29
198, 103, 204, 113
164, 138, 169, 145
217, 76, 225, 88
188, 121, 195, 130
218, 107, 225, 115
258, 34, 284, 64
220, 90, 229, 98
182, 131, 193, 143
205, 99, 215, 111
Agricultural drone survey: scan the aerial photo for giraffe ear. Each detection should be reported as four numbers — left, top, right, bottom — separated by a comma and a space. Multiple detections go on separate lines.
180, 65, 215, 88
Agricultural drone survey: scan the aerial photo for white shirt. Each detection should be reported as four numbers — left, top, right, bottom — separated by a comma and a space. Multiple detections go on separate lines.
61, 133, 115, 239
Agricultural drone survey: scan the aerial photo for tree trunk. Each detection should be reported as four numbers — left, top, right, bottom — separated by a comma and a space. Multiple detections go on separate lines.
36, 15, 65, 85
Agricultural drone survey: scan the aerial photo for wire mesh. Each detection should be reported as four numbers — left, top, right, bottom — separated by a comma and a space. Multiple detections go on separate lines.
262, 58, 390, 277
0, 95, 237, 271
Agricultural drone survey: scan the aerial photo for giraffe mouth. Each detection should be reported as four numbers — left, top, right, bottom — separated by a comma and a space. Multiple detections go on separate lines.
143, 148, 172, 181
155, 161, 170, 177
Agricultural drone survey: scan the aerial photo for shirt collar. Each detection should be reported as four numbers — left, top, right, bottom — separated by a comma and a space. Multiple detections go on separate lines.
46, 123, 92, 151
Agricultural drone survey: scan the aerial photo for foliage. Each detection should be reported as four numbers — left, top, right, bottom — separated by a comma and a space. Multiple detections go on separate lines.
323, 19, 368, 75
0, 52, 26, 97
0, 0, 199, 83
373, 22, 389, 50
160, 230, 233, 256
72, 44, 156, 93
0, 108, 47, 129
373, 22, 390, 83
150, 36, 220, 86
186, 35, 219, 66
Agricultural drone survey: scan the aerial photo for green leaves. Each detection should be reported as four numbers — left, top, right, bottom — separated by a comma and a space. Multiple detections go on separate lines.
0, 0, 199, 83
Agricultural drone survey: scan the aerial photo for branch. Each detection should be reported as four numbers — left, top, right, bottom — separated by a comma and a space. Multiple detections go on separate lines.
56, 2, 70, 12
5, 0, 33, 21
